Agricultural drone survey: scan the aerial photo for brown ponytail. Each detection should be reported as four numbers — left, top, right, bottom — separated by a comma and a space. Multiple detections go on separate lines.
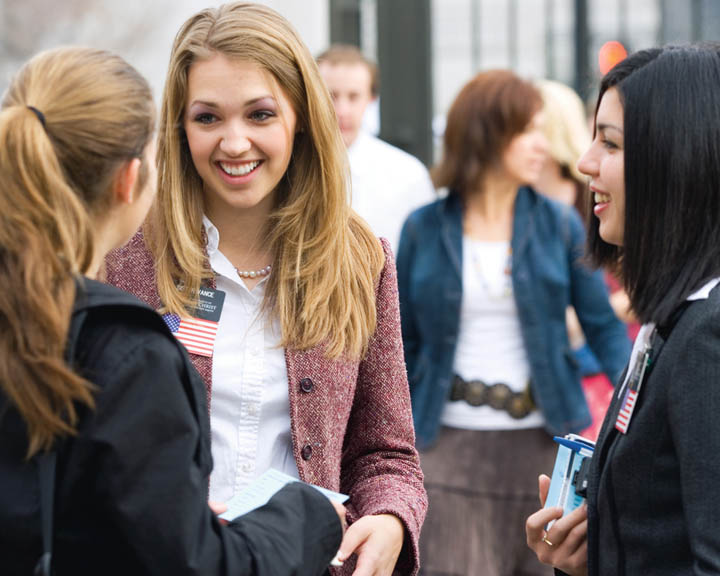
0, 47, 155, 457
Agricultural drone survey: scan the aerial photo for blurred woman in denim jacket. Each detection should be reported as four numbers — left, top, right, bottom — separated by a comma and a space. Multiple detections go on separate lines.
396, 70, 630, 576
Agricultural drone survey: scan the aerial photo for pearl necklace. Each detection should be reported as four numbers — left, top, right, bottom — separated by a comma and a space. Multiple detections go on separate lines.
235, 265, 272, 279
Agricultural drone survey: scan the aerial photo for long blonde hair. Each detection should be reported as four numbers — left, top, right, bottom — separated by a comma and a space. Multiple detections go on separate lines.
152, 2, 383, 359
0, 47, 155, 456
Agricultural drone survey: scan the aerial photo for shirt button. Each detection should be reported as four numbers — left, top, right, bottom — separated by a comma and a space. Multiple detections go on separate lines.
299, 378, 314, 393
242, 463, 252, 473
301, 444, 313, 460
247, 404, 258, 417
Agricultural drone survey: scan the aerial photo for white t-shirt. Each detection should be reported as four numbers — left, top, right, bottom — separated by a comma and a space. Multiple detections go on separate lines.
441, 237, 545, 430
203, 217, 298, 504
347, 131, 436, 253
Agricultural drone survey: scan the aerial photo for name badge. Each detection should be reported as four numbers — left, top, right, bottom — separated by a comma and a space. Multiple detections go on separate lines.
615, 342, 652, 434
162, 288, 226, 357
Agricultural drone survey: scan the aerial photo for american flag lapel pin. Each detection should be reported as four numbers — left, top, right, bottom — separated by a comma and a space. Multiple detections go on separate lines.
615, 343, 652, 434
162, 313, 219, 357
162, 287, 225, 357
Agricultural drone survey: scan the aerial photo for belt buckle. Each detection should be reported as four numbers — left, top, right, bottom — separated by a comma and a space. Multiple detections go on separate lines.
465, 380, 487, 407
487, 382, 512, 411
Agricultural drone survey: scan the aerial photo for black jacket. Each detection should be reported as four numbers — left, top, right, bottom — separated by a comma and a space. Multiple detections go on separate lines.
0, 279, 341, 575
587, 284, 720, 575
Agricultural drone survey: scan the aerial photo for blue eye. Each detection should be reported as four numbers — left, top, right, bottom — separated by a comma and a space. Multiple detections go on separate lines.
250, 110, 274, 121
194, 113, 216, 125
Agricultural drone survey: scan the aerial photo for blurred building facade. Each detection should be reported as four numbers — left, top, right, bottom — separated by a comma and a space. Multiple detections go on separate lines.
1, 0, 719, 166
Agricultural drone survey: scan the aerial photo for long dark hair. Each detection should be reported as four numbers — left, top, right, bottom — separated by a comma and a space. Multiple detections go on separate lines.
587, 45, 720, 325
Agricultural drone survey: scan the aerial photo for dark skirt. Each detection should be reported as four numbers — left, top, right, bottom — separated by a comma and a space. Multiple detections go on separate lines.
419, 427, 557, 576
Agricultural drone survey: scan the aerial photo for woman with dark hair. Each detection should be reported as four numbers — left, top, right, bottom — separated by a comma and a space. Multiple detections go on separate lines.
396, 70, 630, 576
526, 44, 720, 575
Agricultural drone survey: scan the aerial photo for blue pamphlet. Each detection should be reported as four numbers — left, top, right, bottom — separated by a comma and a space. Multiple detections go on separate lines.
218, 468, 349, 521
544, 434, 595, 529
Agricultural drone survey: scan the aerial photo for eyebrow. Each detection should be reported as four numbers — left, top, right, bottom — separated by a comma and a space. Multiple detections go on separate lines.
597, 122, 623, 134
188, 95, 277, 109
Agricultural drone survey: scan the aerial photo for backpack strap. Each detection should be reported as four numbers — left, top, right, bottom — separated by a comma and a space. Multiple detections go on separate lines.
34, 304, 88, 576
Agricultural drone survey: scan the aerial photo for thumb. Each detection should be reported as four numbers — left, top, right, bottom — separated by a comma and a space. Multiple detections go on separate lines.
208, 500, 228, 515
538, 474, 551, 507
337, 519, 371, 561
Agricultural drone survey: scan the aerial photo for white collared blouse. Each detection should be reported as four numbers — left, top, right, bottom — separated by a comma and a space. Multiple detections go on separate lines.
203, 216, 299, 504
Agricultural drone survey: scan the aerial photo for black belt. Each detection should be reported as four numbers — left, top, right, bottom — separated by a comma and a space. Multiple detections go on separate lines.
449, 374, 535, 419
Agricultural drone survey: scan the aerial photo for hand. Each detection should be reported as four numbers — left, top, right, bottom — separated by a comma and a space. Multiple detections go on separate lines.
525, 475, 588, 576
208, 500, 228, 526
337, 513, 404, 576
331, 500, 348, 534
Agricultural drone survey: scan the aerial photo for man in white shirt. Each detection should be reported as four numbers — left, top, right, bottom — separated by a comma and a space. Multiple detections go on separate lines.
317, 45, 436, 253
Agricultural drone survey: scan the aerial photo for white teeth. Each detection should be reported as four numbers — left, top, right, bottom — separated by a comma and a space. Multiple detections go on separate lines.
594, 192, 610, 204
219, 160, 260, 176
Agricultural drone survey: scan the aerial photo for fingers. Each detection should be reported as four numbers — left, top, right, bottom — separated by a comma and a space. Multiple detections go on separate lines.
208, 500, 229, 526
338, 519, 372, 561
352, 547, 382, 576
538, 474, 551, 506
208, 500, 228, 515
526, 505, 563, 546
331, 500, 348, 534
546, 505, 588, 556
528, 505, 588, 575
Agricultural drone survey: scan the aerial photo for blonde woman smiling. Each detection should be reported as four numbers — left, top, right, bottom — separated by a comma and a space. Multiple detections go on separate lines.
106, 3, 426, 575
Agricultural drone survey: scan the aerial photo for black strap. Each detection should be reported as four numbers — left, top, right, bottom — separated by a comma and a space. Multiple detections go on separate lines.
34, 451, 56, 576
33, 308, 87, 576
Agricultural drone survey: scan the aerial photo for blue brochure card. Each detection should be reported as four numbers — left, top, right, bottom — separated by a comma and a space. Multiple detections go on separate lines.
544, 434, 595, 529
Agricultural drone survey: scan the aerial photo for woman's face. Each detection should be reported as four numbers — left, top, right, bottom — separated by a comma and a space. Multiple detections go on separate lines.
183, 53, 297, 219
500, 111, 548, 186
577, 87, 625, 246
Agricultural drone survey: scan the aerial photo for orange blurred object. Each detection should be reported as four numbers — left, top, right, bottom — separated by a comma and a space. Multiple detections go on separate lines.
598, 41, 628, 75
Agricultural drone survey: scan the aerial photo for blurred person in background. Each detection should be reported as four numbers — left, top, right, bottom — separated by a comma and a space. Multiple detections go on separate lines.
396, 69, 630, 576
534, 78, 628, 440
105, 4, 426, 575
0, 46, 344, 576
317, 44, 435, 253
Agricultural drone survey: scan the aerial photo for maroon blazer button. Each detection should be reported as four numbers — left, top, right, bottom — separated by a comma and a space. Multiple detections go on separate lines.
301, 444, 313, 460
299, 377, 314, 393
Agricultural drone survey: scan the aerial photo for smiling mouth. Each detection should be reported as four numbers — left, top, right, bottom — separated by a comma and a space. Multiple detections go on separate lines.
594, 191, 610, 203
218, 160, 261, 176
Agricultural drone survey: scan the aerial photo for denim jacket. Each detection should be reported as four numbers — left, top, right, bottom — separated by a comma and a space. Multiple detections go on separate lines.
397, 188, 631, 449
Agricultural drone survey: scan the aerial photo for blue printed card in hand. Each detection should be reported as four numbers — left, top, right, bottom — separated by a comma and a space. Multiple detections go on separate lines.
544, 434, 595, 529
218, 468, 349, 521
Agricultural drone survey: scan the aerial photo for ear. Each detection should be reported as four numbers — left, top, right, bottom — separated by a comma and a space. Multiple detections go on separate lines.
112, 158, 141, 205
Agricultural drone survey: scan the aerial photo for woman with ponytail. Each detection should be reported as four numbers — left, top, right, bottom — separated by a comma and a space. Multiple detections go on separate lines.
0, 46, 344, 575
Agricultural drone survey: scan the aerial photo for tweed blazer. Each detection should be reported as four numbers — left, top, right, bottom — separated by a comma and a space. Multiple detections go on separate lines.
105, 232, 427, 575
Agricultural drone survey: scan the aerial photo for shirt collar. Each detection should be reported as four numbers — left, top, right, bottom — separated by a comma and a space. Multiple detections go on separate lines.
687, 277, 720, 301
202, 215, 220, 254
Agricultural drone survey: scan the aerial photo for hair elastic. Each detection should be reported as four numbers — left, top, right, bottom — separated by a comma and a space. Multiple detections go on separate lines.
27, 106, 46, 128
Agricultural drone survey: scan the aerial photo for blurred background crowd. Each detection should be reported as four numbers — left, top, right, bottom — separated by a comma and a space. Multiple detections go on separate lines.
2, 0, 719, 167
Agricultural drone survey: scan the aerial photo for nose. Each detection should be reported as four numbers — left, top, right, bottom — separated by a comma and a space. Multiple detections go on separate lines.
576, 145, 596, 178
218, 121, 251, 157
333, 96, 350, 121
